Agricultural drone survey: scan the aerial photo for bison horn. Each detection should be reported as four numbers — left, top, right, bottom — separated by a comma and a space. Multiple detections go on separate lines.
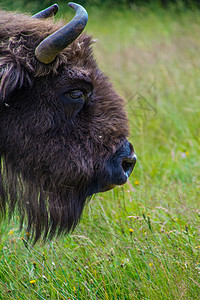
35, 2, 88, 64
32, 4, 59, 19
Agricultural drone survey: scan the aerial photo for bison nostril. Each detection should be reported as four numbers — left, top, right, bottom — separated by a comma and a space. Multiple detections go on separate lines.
122, 154, 137, 178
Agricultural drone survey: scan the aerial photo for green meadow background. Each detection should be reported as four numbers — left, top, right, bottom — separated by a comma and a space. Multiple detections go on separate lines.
0, 1, 200, 299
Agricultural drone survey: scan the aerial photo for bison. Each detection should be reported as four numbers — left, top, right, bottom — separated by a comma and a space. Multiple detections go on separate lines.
0, 3, 136, 242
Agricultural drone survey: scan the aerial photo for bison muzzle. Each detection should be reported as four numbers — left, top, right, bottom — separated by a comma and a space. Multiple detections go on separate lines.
0, 2, 136, 242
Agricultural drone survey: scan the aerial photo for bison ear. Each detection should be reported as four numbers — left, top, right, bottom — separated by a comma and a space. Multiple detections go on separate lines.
0, 61, 27, 104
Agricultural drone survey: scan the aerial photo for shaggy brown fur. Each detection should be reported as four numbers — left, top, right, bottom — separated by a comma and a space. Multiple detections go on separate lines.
0, 9, 132, 242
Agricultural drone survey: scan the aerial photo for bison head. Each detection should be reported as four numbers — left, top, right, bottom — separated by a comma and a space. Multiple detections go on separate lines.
0, 3, 136, 242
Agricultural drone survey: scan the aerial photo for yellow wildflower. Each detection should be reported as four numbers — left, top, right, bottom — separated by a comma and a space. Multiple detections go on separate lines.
8, 230, 14, 235
134, 180, 139, 185
30, 280, 36, 284
129, 228, 134, 236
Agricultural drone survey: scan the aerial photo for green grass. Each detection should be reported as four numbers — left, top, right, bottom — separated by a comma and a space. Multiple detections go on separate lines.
0, 4, 200, 300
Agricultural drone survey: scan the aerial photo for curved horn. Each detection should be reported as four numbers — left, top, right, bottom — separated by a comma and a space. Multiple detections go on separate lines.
35, 2, 88, 64
32, 4, 59, 19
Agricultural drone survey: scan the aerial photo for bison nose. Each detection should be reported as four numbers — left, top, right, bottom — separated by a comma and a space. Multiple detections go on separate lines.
110, 141, 137, 186
122, 153, 137, 178
102, 140, 137, 189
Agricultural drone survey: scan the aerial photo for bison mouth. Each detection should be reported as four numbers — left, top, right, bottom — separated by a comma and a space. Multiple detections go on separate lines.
92, 139, 137, 193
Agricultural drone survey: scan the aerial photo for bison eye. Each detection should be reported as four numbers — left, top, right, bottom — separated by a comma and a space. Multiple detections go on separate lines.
69, 90, 84, 100
61, 89, 87, 120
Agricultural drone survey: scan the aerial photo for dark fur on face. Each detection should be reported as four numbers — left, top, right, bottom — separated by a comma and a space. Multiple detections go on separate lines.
0, 10, 130, 243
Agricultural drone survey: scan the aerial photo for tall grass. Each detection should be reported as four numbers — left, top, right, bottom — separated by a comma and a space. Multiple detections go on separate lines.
0, 4, 200, 300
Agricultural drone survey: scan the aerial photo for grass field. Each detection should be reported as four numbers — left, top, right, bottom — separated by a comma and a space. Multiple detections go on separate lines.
0, 3, 200, 299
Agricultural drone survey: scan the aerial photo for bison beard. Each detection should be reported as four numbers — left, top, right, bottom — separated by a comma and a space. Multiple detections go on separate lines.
0, 160, 95, 241
0, 3, 136, 243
